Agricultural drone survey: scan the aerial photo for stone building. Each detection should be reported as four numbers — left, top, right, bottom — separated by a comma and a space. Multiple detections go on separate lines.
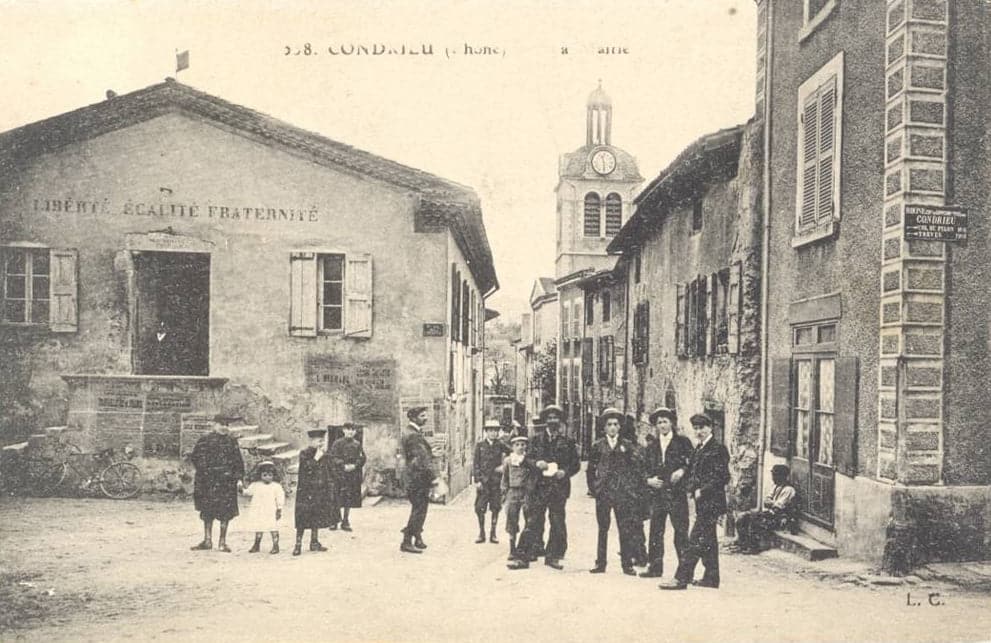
554, 84, 643, 442
0, 79, 497, 499
516, 278, 559, 424
757, 0, 991, 565
607, 122, 764, 512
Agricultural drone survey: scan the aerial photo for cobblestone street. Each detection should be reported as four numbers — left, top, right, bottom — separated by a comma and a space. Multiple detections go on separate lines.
2, 474, 989, 642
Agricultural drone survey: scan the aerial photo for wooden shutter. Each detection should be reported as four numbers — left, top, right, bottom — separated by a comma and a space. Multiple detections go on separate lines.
799, 91, 820, 230
49, 248, 78, 333
817, 76, 837, 226
697, 276, 708, 356
289, 252, 317, 337
641, 300, 650, 365
450, 264, 460, 343
769, 358, 793, 456
676, 283, 686, 357
582, 338, 594, 385
727, 262, 741, 354
708, 272, 718, 355
344, 253, 373, 338
832, 357, 858, 476
461, 282, 470, 345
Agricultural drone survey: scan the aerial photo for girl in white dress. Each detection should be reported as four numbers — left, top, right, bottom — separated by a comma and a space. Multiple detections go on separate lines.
241, 461, 285, 554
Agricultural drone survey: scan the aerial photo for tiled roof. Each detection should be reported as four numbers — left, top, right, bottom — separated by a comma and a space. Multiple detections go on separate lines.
0, 79, 498, 293
607, 123, 746, 255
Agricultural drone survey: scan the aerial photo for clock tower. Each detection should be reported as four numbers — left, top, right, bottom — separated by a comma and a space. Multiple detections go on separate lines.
555, 82, 643, 279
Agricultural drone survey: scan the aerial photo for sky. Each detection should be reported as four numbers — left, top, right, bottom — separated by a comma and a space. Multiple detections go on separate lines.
0, 0, 757, 320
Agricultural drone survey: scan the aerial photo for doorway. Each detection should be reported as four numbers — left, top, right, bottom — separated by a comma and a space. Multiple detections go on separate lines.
132, 251, 210, 376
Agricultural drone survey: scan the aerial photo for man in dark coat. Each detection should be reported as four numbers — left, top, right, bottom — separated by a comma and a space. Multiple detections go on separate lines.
190, 419, 245, 552
400, 406, 438, 554
640, 407, 694, 578
661, 413, 731, 590
588, 408, 644, 576
328, 422, 366, 531
473, 419, 510, 544
293, 428, 335, 555
508, 405, 580, 571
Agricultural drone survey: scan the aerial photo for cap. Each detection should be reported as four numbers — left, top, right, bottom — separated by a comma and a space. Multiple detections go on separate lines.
510, 435, 529, 444
599, 407, 625, 424
689, 413, 713, 427
539, 405, 564, 422
649, 407, 678, 425
307, 428, 328, 438
483, 419, 501, 430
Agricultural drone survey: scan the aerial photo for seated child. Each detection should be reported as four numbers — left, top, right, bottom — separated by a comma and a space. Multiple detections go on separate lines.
736, 464, 797, 553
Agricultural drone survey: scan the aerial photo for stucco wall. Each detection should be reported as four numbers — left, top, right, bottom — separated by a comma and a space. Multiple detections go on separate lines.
0, 111, 478, 492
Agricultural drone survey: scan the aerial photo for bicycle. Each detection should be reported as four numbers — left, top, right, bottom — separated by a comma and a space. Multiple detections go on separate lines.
21, 439, 142, 499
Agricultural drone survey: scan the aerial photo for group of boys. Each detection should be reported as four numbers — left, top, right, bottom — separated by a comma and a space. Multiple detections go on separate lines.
471, 403, 734, 590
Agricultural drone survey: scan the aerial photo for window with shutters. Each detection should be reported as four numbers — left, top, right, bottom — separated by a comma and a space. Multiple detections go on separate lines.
794, 52, 844, 245
289, 251, 372, 338
585, 293, 595, 326
678, 265, 741, 359
582, 338, 594, 386
602, 290, 611, 323
461, 281, 470, 345
583, 193, 601, 237
632, 301, 649, 366
451, 264, 461, 343
604, 193, 623, 236
598, 335, 614, 385
1, 246, 78, 332
572, 301, 581, 339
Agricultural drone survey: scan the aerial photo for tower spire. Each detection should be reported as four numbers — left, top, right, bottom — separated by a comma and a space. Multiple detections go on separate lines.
586, 81, 612, 146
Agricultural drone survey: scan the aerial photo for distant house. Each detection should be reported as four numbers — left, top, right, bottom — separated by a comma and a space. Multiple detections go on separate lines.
0, 79, 497, 499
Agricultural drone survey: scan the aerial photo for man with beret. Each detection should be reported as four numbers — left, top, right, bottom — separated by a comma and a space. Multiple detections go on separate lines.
640, 407, 694, 578
587, 408, 644, 576
400, 406, 439, 554
473, 419, 510, 544
661, 413, 730, 590
508, 404, 580, 571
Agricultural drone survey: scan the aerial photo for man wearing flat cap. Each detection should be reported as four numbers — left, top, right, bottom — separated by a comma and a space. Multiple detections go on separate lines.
508, 404, 580, 570
400, 406, 439, 554
640, 407, 694, 578
587, 408, 644, 575
473, 419, 510, 544
661, 413, 730, 590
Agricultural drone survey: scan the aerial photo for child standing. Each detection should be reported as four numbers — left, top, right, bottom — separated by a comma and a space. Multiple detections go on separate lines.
293, 428, 335, 556
501, 435, 535, 562
329, 422, 366, 531
241, 461, 285, 554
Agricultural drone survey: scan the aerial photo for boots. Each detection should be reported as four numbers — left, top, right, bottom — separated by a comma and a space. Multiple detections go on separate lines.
414, 535, 427, 549
508, 535, 518, 561
400, 532, 421, 554
489, 513, 500, 544
475, 514, 486, 544
248, 534, 262, 554
270, 533, 280, 555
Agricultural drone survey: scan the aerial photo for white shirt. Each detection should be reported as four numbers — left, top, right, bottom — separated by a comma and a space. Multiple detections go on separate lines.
607, 435, 618, 450
699, 434, 712, 450
659, 431, 673, 459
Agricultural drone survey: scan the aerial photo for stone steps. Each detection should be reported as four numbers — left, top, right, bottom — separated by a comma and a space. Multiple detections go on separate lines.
237, 433, 274, 447
254, 441, 291, 455
769, 530, 839, 561
227, 425, 260, 439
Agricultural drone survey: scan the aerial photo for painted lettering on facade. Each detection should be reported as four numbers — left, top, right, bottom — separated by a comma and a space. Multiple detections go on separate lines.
31, 197, 320, 223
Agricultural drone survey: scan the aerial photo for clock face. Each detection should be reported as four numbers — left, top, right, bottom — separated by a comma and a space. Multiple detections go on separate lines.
591, 149, 617, 175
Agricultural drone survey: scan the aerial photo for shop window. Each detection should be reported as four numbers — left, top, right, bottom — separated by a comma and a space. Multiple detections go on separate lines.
1, 246, 77, 332
604, 193, 623, 236
289, 251, 372, 338
795, 52, 844, 243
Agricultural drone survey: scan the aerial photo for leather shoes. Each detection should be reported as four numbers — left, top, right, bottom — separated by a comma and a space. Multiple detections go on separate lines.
622, 567, 636, 576
190, 541, 212, 551
544, 558, 564, 570
341, 523, 352, 532
507, 559, 529, 570
639, 568, 664, 578
475, 534, 486, 544
400, 542, 422, 554
414, 536, 427, 549
489, 534, 499, 544
693, 579, 720, 589
310, 542, 328, 552
589, 565, 606, 574
659, 580, 688, 590
292, 544, 302, 556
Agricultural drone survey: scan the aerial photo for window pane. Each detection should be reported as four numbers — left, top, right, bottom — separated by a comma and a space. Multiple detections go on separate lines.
323, 282, 342, 306
796, 360, 812, 409
818, 324, 837, 343
818, 358, 835, 412
795, 326, 815, 345
322, 306, 342, 330
322, 255, 343, 281
5, 250, 25, 275
6, 276, 26, 299
31, 250, 50, 276
30, 300, 49, 324
796, 410, 810, 458
32, 277, 50, 300
3, 300, 25, 322
817, 413, 834, 466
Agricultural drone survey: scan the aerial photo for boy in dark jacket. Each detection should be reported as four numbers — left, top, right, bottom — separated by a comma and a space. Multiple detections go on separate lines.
473, 419, 510, 544
293, 428, 335, 556
329, 422, 367, 532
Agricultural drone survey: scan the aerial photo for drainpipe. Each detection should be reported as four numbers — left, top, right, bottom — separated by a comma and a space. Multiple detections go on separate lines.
756, 0, 774, 509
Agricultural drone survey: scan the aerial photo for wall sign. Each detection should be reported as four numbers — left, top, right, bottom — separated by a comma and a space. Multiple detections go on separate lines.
903, 205, 968, 242
422, 323, 446, 337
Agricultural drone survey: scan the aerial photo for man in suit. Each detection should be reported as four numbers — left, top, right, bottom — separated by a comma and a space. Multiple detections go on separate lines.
640, 407, 694, 578
660, 413, 730, 590
473, 419, 510, 544
588, 408, 643, 576
400, 406, 438, 554
507, 405, 580, 571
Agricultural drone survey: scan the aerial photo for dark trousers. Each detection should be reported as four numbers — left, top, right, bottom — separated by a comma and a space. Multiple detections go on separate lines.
519, 495, 568, 559
674, 511, 720, 585
595, 497, 635, 567
403, 485, 430, 536
474, 483, 502, 515
647, 499, 689, 572
504, 489, 526, 535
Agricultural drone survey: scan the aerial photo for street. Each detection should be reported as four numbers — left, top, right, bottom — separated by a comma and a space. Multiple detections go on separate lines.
2, 472, 989, 643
